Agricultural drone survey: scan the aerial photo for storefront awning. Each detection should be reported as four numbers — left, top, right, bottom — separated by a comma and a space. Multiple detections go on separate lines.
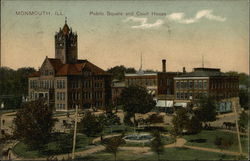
174, 102, 187, 107
156, 100, 173, 107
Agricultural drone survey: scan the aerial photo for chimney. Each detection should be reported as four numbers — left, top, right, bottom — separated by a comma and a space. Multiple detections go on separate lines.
162, 59, 166, 72
183, 67, 186, 73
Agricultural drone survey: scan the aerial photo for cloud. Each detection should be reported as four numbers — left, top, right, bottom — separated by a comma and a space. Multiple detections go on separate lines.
167, 9, 226, 24
123, 10, 226, 29
123, 16, 164, 29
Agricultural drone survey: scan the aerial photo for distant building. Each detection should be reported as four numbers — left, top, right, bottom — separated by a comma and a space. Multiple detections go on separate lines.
174, 67, 239, 112
28, 20, 112, 111
125, 72, 158, 97
111, 79, 126, 106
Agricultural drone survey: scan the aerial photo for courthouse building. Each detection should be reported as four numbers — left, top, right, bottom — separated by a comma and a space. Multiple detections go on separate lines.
28, 20, 112, 111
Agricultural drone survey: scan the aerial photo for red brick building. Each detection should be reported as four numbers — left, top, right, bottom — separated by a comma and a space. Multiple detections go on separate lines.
28, 20, 112, 111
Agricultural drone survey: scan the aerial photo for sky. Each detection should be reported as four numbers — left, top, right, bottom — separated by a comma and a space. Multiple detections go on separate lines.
1, 0, 249, 74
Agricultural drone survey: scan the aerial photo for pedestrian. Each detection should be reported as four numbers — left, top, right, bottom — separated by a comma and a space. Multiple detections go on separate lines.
2, 119, 5, 126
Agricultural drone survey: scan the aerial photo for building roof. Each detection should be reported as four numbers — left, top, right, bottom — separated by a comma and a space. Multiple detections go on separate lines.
125, 72, 157, 77
177, 67, 228, 77
47, 58, 64, 72
29, 71, 40, 77
29, 58, 110, 77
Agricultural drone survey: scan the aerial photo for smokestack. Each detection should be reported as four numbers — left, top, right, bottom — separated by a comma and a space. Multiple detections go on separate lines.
183, 67, 186, 73
162, 59, 166, 72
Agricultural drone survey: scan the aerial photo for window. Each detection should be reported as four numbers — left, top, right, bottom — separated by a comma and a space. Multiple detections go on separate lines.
189, 81, 193, 89
199, 81, 203, 89
176, 92, 180, 99
176, 81, 180, 89
203, 81, 207, 89
194, 81, 198, 89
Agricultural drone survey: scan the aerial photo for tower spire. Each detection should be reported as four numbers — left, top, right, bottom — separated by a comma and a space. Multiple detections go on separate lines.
139, 52, 142, 71
202, 55, 204, 68
65, 17, 67, 24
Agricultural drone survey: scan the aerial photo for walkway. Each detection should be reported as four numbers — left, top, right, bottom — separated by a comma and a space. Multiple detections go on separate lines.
8, 135, 248, 160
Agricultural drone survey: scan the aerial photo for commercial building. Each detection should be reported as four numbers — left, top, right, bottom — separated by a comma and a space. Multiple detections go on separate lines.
174, 67, 239, 112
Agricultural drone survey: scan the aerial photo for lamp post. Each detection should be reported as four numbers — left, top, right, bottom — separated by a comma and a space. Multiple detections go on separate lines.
232, 99, 242, 154
72, 104, 78, 159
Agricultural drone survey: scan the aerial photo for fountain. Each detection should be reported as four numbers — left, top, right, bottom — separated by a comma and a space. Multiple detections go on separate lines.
123, 133, 154, 143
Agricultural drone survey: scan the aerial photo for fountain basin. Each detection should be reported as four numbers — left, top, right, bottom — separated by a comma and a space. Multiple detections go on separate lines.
123, 133, 154, 143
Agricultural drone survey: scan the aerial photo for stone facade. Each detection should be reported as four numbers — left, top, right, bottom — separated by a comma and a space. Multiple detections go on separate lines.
28, 20, 112, 111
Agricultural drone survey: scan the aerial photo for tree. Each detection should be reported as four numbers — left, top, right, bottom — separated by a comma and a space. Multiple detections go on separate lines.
0, 67, 36, 109
194, 96, 217, 127
150, 130, 164, 161
98, 112, 120, 134
146, 114, 164, 125
104, 135, 125, 161
13, 99, 56, 150
171, 108, 189, 136
185, 115, 202, 134
226, 71, 249, 87
238, 111, 248, 132
118, 85, 156, 125
107, 65, 136, 81
239, 89, 249, 110
78, 111, 103, 137
171, 108, 202, 136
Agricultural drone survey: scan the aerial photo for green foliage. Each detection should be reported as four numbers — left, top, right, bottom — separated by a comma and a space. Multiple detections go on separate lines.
238, 111, 248, 132
150, 130, 164, 161
171, 108, 189, 136
78, 111, 103, 137
171, 108, 202, 136
103, 135, 126, 161
226, 71, 249, 87
185, 115, 202, 134
123, 112, 134, 126
119, 85, 156, 123
239, 89, 249, 110
99, 112, 121, 127
13, 99, 56, 150
107, 65, 136, 81
146, 114, 164, 124
194, 96, 217, 124
0, 67, 36, 109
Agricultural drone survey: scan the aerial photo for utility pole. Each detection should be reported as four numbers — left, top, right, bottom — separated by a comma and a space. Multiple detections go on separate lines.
72, 104, 78, 159
233, 99, 242, 154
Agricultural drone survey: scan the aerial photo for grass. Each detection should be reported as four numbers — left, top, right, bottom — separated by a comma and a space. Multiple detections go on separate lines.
183, 130, 249, 153
12, 133, 94, 158
78, 147, 236, 160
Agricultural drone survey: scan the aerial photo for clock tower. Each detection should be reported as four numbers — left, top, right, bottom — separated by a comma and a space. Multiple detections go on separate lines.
55, 18, 78, 64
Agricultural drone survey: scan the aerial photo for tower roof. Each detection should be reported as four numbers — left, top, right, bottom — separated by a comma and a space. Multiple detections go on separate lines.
62, 17, 70, 35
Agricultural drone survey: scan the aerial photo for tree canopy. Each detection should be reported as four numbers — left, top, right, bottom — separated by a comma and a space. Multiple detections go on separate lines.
0, 67, 36, 109
107, 65, 136, 81
78, 111, 103, 137
118, 85, 156, 122
194, 96, 217, 125
13, 99, 56, 150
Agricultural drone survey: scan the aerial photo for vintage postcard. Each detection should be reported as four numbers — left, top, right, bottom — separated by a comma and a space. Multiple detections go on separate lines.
0, 0, 249, 160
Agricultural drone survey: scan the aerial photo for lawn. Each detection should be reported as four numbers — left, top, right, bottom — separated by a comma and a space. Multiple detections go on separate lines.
78, 147, 237, 160
12, 133, 95, 158
183, 130, 248, 153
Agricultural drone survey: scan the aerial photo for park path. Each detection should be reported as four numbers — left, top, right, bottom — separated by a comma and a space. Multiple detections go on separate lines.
7, 135, 248, 160
163, 137, 247, 157
183, 145, 247, 156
